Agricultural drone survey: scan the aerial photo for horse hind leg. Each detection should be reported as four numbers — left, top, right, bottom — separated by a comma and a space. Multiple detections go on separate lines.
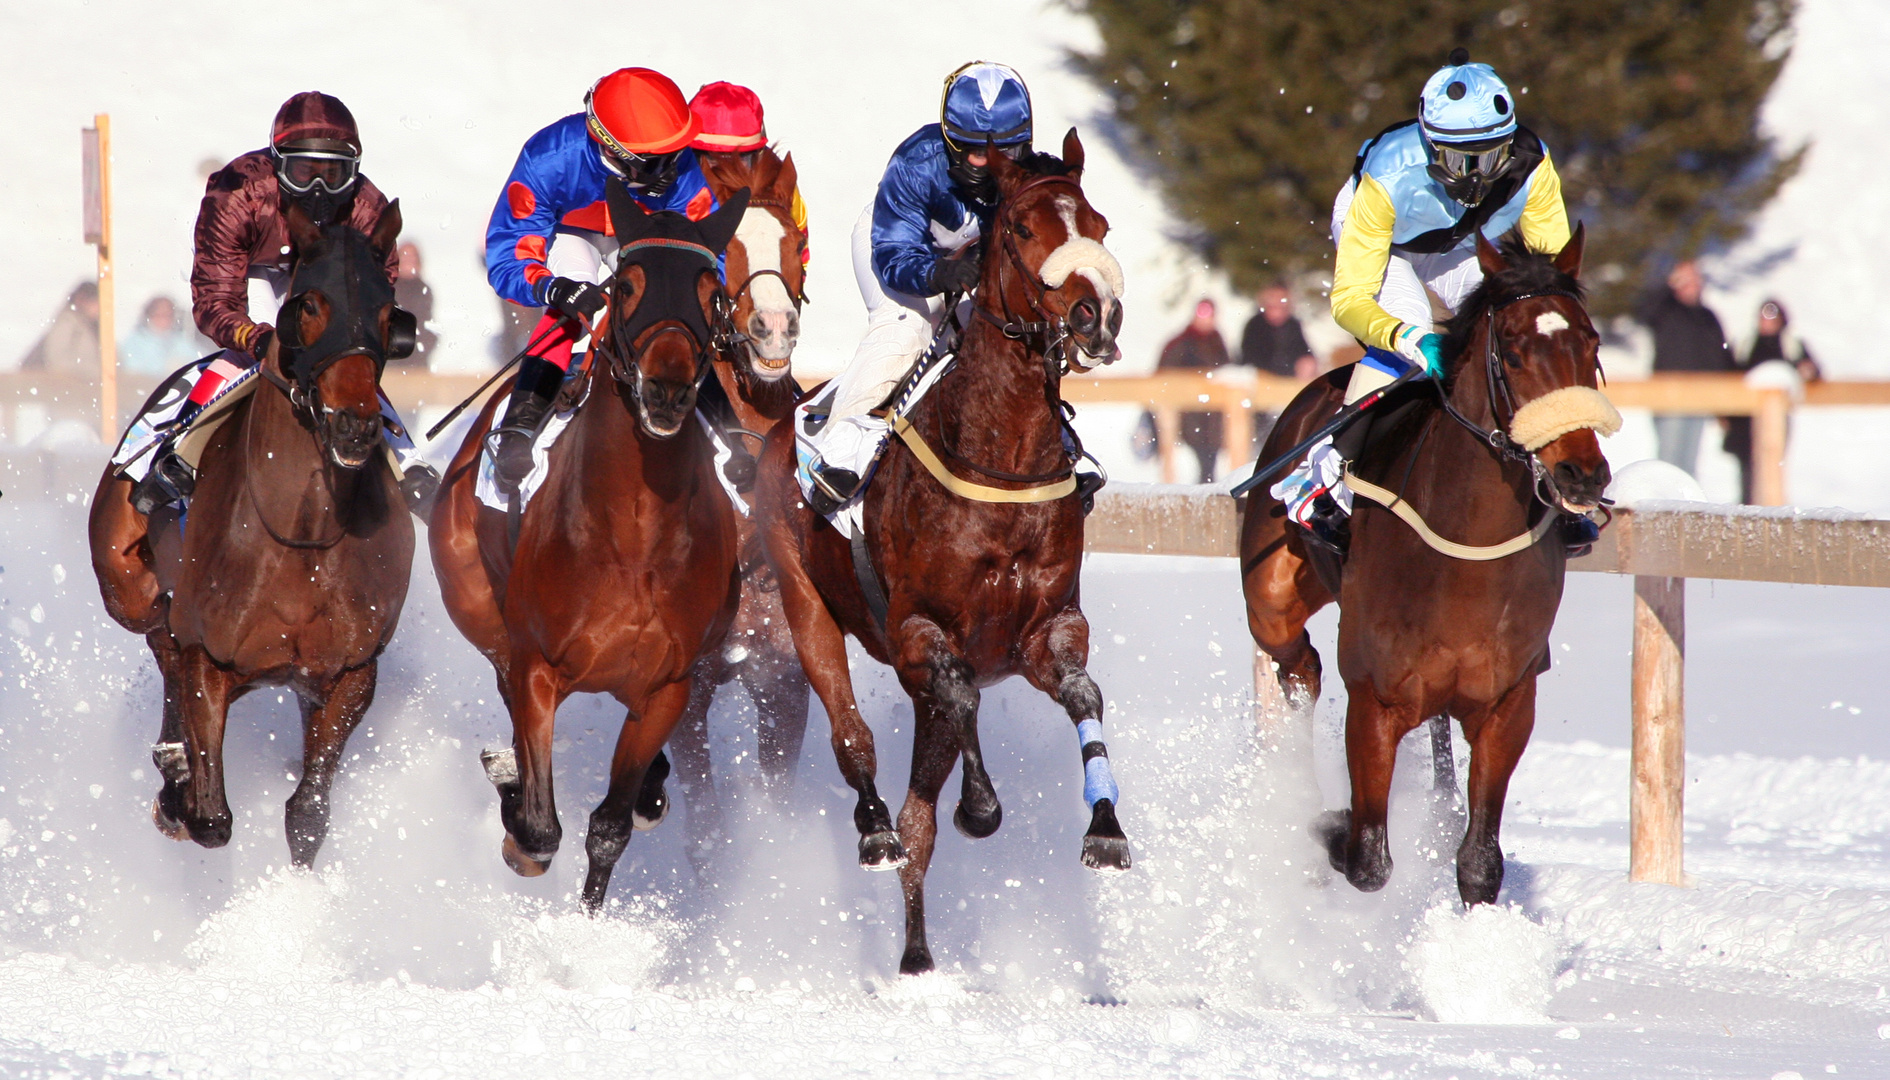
743, 654, 811, 806
284, 663, 376, 869
583, 680, 692, 913
1427, 714, 1466, 859
144, 628, 191, 841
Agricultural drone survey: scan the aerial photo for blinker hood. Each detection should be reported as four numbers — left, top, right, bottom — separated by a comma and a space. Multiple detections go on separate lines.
278, 231, 414, 389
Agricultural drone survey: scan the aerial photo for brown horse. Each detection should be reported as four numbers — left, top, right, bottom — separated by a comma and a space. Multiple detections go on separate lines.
757, 130, 1128, 974
1240, 228, 1613, 905
665, 147, 811, 866
429, 182, 750, 910
88, 201, 414, 866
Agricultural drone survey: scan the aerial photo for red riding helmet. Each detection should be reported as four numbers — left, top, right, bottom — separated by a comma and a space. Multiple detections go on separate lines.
585, 68, 700, 158
689, 82, 767, 153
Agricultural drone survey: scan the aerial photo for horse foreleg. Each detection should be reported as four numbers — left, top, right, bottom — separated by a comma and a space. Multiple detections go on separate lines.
893, 691, 962, 975
583, 680, 691, 913
1334, 683, 1421, 892
1455, 676, 1537, 905
1022, 609, 1130, 872
496, 654, 564, 876
669, 661, 724, 879
896, 625, 996, 841
147, 627, 190, 841
176, 647, 237, 849
773, 552, 902, 869
285, 662, 376, 869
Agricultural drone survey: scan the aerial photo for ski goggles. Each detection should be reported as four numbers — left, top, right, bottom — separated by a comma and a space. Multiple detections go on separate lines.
274, 149, 360, 196
600, 146, 683, 194
1429, 138, 1513, 181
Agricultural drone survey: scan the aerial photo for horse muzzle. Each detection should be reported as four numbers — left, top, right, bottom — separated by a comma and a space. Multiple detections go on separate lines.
636, 378, 698, 438
1550, 457, 1613, 513
744, 309, 799, 378
324, 409, 384, 470
1066, 296, 1123, 369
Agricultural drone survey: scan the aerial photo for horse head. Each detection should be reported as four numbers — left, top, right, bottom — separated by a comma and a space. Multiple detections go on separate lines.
985, 128, 1125, 371
275, 199, 416, 469
1452, 224, 1617, 512
601, 181, 750, 437
699, 149, 805, 379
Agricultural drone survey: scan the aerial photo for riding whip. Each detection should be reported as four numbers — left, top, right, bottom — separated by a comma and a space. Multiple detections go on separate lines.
422, 318, 579, 442
1228, 366, 1425, 498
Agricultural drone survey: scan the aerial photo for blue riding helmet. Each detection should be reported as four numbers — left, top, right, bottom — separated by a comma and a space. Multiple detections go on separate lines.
939, 61, 1032, 202
1418, 50, 1519, 206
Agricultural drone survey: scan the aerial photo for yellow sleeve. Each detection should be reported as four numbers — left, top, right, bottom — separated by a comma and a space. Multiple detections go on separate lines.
790, 187, 810, 266
1518, 152, 1572, 254
1330, 174, 1407, 352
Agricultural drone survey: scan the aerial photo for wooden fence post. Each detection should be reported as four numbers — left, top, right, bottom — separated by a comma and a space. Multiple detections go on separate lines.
1223, 399, 1253, 478
1154, 405, 1180, 484
1753, 388, 1789, 506
84, 114, 116, 444
1630, 575, 1686, 885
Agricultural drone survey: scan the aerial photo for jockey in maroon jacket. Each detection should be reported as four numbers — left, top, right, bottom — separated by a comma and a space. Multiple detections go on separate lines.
131, 91, 437, 515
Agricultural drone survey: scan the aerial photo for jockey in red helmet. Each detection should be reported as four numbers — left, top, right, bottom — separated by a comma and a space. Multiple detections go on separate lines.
129, 91, 437, 516
483, 67, 721, 495
687, 81, 810, 259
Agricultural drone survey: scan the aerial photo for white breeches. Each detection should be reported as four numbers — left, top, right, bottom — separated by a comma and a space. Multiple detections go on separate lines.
827, 203, 946, 421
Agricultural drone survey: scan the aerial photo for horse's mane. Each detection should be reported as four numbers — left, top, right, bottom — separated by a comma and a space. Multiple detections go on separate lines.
1440, 229, 1583, 372
1012, 149, 1078, 179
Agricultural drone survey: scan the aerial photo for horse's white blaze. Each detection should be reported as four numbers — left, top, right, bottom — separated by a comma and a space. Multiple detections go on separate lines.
733, 207, 793, 313
1535, 311, 1570, 336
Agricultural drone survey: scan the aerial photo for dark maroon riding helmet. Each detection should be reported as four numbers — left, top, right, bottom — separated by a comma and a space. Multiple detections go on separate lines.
271, 91, 361, 154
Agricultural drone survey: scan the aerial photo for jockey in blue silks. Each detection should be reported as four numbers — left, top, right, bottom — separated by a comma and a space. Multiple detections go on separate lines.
483, 66, 721, 494
803, 61, 1034, 511
1273, 50, 1571, 550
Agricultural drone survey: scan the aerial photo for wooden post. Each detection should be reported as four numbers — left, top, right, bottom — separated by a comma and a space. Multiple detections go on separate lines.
1223, 399, 1253, 477
1752, 388, 1788, 506
84, 114, 116, 444
1154, 405, 1180, 484
1630, 575, 1686, 885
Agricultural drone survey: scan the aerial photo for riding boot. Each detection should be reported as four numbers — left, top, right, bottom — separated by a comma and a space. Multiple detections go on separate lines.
1303, 492, 1352, 557
1559, 512, 1601, 558
805, 463, 861, 517
492, 355, 566, 496
695, 370, 758, 493
130, 447, 197, 517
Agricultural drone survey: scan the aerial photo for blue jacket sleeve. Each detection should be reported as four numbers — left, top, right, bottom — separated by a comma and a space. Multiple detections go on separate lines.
485, 131, 563, 308
871, 155, 942, 299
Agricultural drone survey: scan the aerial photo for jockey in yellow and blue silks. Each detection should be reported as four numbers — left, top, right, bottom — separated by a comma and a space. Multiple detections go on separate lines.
802, 61, 1033, 511
1274, 50, 1571, 546
483, 67, 721, 494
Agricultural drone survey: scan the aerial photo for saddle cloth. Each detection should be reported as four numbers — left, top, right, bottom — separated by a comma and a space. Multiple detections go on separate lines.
475, 406, 749, 518
111, 354, 260, 483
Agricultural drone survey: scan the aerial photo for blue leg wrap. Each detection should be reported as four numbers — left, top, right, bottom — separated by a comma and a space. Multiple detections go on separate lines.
1077, 718, 1119, 808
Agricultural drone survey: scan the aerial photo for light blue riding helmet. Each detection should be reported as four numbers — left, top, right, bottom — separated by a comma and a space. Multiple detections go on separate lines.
1418, 50, 1518, 205
940, 61, 1033, 152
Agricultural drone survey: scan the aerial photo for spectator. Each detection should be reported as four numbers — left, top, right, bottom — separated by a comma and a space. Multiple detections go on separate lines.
19, 282, 100, 372
1723, 298, 1820, 504
1636, 260, 1731, 478
119, 296, 204, 376
1237, 282, 1319, 448
1157, 298, 1231, 482
392, 241, 438, 366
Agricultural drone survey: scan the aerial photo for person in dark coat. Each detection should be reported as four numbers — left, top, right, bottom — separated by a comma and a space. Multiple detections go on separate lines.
1157, 298, 1231, 482
1723, 298, 1820, 503
1636, 260, 1732, 478
1237, 283, 1318, 448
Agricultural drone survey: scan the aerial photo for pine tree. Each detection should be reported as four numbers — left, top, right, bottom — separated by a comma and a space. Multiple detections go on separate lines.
1067, 0, 1801, 317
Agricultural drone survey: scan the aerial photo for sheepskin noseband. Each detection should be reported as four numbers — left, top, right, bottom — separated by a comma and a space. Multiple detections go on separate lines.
1038, 238, 1125, 298
1507, 386, 1622, 452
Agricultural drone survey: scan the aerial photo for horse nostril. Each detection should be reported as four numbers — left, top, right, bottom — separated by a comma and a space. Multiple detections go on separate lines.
1070, 298, 1099, 333
1105, 302, 1123, 337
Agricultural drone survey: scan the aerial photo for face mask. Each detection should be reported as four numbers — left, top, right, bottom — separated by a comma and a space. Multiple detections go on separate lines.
945, 141, 1025, 205
602, 148, 683, 198
275, 149, 360, 226
1425, 139, 1514, 207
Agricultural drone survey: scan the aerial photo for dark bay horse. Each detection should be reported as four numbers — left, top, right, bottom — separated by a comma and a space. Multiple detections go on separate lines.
88, 201, 415, 866
429, 182, 749, 910
666, 148, 811, 866
1240, 228, 1614, 904
757, 130, 1128, 974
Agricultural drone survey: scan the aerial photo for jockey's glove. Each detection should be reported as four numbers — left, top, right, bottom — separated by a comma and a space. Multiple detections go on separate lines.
927, 255, 981, 297
538, 276, 607, 327
1393, 323, 1446, 378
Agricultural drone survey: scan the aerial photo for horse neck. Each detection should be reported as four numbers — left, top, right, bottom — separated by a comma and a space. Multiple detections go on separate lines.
242, 379, 363, 521
712, 352, 796, 431
925, 313, 1065, 471
1392, 321, 1536, 528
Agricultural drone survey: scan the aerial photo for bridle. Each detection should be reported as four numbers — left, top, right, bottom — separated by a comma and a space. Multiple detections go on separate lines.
708, 195, 806, 357
975, 172, 1088, 381
596, 237, 717, 409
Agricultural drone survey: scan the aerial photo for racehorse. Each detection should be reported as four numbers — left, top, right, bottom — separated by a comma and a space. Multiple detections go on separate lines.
665, 147, 811, 868
88, 201, 415, 866
429, 181, 749, 910
1240, 228, 1615, 905
757, 130, 1129, 974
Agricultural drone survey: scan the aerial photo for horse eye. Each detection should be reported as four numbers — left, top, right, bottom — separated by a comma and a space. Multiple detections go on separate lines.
1504, 351, 1523, 369
1013, 223, 1033, 240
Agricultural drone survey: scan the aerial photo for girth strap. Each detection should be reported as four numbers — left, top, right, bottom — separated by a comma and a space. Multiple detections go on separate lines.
892, 415, 1077, 503
1343, 467, 1555, 561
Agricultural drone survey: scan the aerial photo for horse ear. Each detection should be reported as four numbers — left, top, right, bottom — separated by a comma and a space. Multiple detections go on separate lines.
1554, 221, 1586, 279
607, 179, 656, 245
367, 199, 402, 261
697, 188, 751, 255
1476, 230, 1510, 277
773, 152, 798, 205
1061, 127, 1084, 179
284, 197, 323, 253
991, 137, 1026, 199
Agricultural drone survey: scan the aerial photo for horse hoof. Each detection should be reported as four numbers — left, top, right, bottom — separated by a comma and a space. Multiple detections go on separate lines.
632, 786, 669, 832
952, 801, 1002, 840
899, 945, 935, 975
1346, 861, 1392, 893
501, 834, 553, 877
1311, 809, 1350, 873
858, 830, 908, 871
150, 796, 187, 842
1081, 833, 1132, 873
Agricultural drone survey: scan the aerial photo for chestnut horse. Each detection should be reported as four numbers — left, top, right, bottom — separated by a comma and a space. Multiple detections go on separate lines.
430, 182, 749, 910
88, 201, 414, 866
1240, 229, 1613, 905
758, 131, 1128, 974
666, 148, 811, 866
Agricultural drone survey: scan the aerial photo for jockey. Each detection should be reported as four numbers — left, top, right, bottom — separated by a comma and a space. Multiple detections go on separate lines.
1273, 50, 1571, 549
484, 66, 720, 494
687, 80, 810, 258
132, 91, 437, 516
803, 61, 1033, 512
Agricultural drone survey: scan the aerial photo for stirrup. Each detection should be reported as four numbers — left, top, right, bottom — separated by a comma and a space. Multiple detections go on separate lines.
1300, 491, 1351, 557
400, 462, 441, 519
490, 424, 539, 497
806, 462, 860, 516
130, 450, 195, 516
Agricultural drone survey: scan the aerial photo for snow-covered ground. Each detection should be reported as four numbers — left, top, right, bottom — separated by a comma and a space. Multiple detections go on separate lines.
0, 492, 1884, 1078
